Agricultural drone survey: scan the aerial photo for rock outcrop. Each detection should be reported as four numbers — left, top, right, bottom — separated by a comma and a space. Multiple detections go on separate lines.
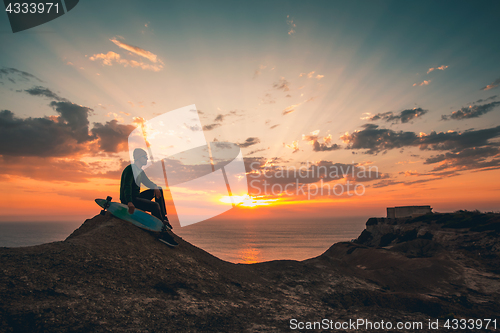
0, 211, 499, 332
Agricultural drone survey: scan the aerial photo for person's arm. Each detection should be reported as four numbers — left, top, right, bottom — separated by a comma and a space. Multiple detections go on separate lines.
136, 169, 163, 199
140, 170, 160, 190
142, 172, 163, 199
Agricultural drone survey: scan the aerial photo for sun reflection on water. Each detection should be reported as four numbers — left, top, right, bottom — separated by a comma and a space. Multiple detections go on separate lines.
238, 247, 261, 264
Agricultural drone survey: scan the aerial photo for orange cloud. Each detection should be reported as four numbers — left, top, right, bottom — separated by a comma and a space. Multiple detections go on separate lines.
482, 78, 500, 91
110, 38, 163, 64
302, 129, 320, 143
282, 103, 301, 115
301, 130, 341, 151
89, 51, 164, 71
133, 116, 146, 126
89, 51, 121, 66
427, 65, 448, 74
106, 112, 124, 123
283, 140, 299, 153
401, 170, 420, 176
299, 72, 324, 79
413, 80, 431, 87
287, 15, 296, 35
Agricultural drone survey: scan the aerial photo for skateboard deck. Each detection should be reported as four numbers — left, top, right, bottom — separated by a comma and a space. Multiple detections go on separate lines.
95, 198, 164, 232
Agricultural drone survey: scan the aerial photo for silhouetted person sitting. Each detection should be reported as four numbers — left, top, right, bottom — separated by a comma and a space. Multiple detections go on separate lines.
120, 148, 176, 246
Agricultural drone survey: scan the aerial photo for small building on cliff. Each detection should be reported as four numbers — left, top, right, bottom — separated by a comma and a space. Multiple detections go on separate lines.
387, 205, 432, 219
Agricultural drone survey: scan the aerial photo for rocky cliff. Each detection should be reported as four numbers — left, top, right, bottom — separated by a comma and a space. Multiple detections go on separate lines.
0, 211, 499, 332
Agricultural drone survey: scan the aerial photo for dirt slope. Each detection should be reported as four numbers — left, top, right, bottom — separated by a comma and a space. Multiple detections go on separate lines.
0, 211, 499, 332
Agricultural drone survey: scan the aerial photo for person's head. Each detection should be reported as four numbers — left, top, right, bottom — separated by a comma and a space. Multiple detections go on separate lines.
133, 148, 148, 166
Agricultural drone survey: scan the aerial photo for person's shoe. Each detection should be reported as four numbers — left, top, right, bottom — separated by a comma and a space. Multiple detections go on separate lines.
163, 216, 173, 230
162, 220, 172, 231
159, 232, 178, 247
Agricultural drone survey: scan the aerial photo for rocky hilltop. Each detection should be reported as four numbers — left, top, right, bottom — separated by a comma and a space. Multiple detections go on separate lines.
0, 211, 499, 332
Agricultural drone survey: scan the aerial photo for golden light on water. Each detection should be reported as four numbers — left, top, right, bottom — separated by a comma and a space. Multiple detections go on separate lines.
238, 247, 261, 264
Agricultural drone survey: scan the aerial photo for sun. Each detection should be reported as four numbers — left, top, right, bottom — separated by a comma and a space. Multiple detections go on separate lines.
219, 194, 280, 208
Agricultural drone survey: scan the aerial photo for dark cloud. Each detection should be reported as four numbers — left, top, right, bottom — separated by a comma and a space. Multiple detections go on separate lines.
247, 148, 267, 156
244, 159, 386, 195
481, 77, 500, 91
341, 124, 500, 154
0, 109, 92, 157
418, 126, 500, 151
244, 158, 383, 183
0, 94, 134, 157
0, 81, 101, 157
91, 120, 135, 153
202, 110, 240, 130
368, 108, 428, 124
0, 72, 136, 172
273, 77, 290, 91
202, 123, 221, 131
243, 157, 272, 172
372, 170, 462, 188
0, 67, 42, 83
441, 101, 500, 120
238, 137, 260, 148
341, 124, 419, 154
423, 147, 500, 172
313, 141, 342, 152
49, 101, 94, 143
371, 179, 404, 188
342, 123, 500, 182
25, 86, 65, 101
474, 95, 497, 104
366, 111, 392, 122
217, 110, 239, 121
302, 130, 342, 152
184, 123, 201, 131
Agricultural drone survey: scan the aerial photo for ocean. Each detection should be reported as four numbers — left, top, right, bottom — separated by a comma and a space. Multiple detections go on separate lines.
0, 221, 83, 248
0, 217, 367, 263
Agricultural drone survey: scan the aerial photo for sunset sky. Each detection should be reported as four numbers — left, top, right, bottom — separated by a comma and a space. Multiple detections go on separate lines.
1, 1, 499, 223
